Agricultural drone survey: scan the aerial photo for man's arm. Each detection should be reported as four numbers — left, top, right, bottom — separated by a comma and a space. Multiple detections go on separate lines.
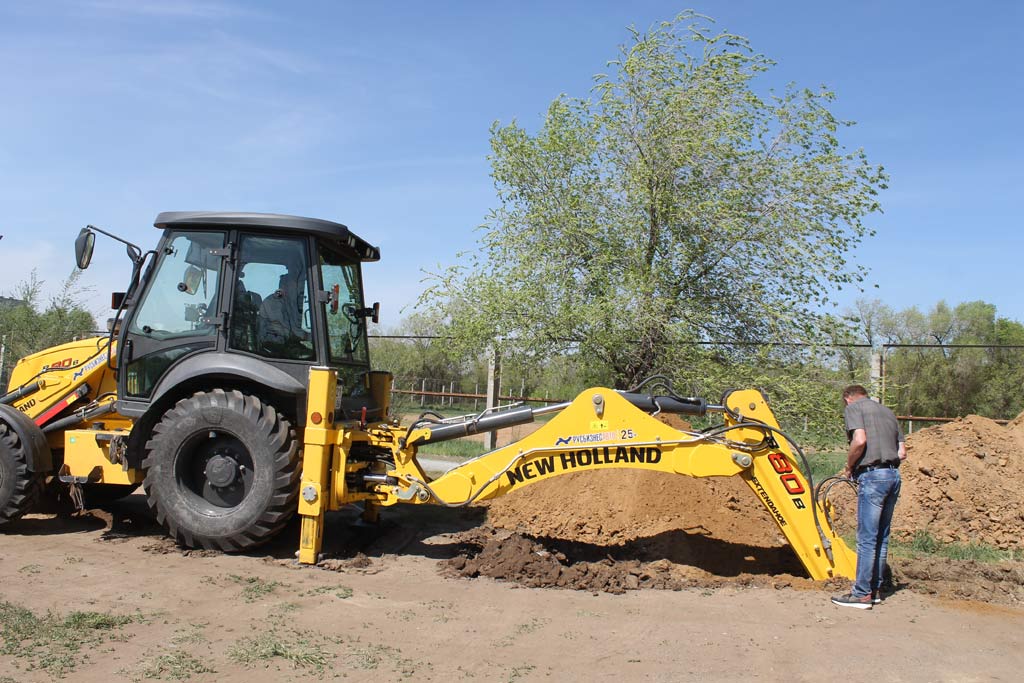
898, 441, 907, 461
843, 428, 867, 478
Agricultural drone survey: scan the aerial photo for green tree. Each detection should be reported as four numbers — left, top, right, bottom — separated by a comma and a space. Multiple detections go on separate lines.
421, 11, 887, 389
0, 270, 97, 387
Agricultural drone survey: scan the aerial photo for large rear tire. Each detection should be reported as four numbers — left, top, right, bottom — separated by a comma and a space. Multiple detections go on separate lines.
0, 420, 44, 525
142, 389, 300, 551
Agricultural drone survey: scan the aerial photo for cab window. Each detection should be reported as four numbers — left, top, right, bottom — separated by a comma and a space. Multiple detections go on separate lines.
229, 234, 314, 361
129, 231, 224, 339
320, 246, 369, 367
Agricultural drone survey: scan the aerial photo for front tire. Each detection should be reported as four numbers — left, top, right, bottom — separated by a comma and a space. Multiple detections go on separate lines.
142, 389, 300, 551
0, 420, 44, 526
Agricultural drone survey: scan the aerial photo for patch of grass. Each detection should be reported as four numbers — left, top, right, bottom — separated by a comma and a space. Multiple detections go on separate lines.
227, 574, 286, 602
134, 650, 215, 680
228, 628, 332, 673
417, 439, 486, 459
575, 609, 604, 618
508, 665, 536, 682
493, 617, 550, 647
18, 564, 42, 575
171, 622, 208, 646
345, 641, 414, 673
424, 599, 453, 623
805, 450, 847, 484
300, 585, 353, 600
267, 602, 301, 623
892, 530, 1022, 562
0, 600, 136, 677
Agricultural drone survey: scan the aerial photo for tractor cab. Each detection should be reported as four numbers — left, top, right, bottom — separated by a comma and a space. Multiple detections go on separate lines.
76, 212, 381, 425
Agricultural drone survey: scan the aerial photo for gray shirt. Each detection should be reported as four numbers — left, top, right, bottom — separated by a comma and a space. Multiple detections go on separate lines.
843, 397, 905, 468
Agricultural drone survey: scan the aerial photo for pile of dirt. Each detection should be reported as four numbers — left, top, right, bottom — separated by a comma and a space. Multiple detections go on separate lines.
894, 414, 1024, 549
444, 526, 808, 594
483, 413, 784, 549
443, 526, 1024, 604
470, 410, 806, 593
484, 468, 782, 548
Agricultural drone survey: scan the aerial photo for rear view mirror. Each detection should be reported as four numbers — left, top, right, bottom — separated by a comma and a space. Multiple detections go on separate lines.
177, 265, 203, 295
75, 228, 95, 270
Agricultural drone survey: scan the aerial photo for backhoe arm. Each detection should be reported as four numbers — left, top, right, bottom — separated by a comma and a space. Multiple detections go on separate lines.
298, 368, 855, 580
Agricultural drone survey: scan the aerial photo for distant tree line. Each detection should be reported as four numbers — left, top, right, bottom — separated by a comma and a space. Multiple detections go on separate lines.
371, 298, 1024, 447
836, 299, 1024, 420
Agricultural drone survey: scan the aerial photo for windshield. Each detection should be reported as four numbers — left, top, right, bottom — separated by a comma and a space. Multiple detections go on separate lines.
320, 245, 368, 367
128, 231, 224, 339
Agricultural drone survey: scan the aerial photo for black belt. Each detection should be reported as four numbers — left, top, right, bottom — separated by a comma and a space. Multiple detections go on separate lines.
855, 462, 899, 475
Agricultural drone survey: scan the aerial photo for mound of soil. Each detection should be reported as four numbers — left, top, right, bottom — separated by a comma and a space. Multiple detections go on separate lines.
469, 410, 807, 593
445, 526, 808, 595
895, 415, 1024, 549
484, 469, 781, 548
483, 413, 783, 549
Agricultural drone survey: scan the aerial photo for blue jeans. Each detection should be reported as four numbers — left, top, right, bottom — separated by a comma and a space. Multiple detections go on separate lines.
853, 467, 901, 597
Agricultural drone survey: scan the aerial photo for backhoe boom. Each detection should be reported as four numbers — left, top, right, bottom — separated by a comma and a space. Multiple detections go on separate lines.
297, 367, 856, 580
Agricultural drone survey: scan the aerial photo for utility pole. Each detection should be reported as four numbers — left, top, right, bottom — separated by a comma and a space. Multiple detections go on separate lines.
484, 348, 500, 451
870, 349, 882, 401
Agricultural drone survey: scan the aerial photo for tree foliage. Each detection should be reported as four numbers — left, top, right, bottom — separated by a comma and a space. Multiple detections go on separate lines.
884, 302, 1024, 419
421, 11, 887, 389
843, 298, 1024, 419
0, 270, 97, 387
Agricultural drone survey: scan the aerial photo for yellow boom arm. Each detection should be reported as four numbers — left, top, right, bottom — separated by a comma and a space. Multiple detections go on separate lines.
297, 367, 856, 580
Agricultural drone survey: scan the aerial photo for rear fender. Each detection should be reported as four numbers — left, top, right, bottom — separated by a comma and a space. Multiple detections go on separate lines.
0, 404, 53, 472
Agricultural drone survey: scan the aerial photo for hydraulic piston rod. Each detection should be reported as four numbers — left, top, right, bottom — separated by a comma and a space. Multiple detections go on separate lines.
0, 381, 43, 406
410, 392, 712, 446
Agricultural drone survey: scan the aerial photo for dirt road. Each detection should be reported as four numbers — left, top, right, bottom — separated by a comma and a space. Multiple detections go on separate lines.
2, 499, 1022, 682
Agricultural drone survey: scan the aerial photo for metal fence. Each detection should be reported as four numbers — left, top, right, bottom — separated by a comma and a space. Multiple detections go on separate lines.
372, 335, 1024, 431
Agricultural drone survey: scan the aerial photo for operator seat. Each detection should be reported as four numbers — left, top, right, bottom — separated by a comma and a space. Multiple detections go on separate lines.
230, 276, 263, 353
257, 272, 312, 360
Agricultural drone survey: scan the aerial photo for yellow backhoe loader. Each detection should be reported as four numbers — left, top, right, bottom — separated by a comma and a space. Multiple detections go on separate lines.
0, 212, 856, 580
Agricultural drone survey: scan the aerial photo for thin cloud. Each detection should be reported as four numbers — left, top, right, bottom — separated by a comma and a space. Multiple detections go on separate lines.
79, 0, 261, 20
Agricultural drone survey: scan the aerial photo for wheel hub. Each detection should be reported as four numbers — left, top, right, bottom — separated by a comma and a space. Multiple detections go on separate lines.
205, 453, 240, 488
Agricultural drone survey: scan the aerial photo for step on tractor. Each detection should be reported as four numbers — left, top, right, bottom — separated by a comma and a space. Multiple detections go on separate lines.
0, 212, 857, 580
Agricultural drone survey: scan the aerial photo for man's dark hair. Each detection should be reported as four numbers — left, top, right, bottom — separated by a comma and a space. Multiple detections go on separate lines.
842, 385, 869, 399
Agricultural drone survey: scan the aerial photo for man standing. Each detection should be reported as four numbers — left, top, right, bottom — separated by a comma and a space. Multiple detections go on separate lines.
831, 384, 907, 610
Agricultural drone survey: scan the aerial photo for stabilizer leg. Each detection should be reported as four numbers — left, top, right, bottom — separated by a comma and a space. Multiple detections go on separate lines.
297, 367, 338, 565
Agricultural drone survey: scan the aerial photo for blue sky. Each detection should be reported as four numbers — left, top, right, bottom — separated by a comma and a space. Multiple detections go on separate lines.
0, 1, 1021, 329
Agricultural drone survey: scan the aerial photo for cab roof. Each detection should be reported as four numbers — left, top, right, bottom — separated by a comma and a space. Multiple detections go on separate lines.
154, 211, 380, 262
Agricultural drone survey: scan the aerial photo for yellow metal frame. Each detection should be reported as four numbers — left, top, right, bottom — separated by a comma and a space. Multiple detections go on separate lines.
298, 367, 856, 579
62, 429, 143, 485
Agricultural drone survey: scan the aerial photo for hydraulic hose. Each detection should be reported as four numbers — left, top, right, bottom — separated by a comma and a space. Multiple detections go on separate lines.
41, 401, 115, 434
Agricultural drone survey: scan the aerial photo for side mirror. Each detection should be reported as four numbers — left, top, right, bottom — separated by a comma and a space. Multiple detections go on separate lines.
177, 265, 203, 295
370, 302, 380, 324
111, 292, 127, 309
75, 228, 95, 270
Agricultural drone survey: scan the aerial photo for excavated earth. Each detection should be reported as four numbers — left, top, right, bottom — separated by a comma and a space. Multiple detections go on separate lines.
438, 413, 1024, 604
